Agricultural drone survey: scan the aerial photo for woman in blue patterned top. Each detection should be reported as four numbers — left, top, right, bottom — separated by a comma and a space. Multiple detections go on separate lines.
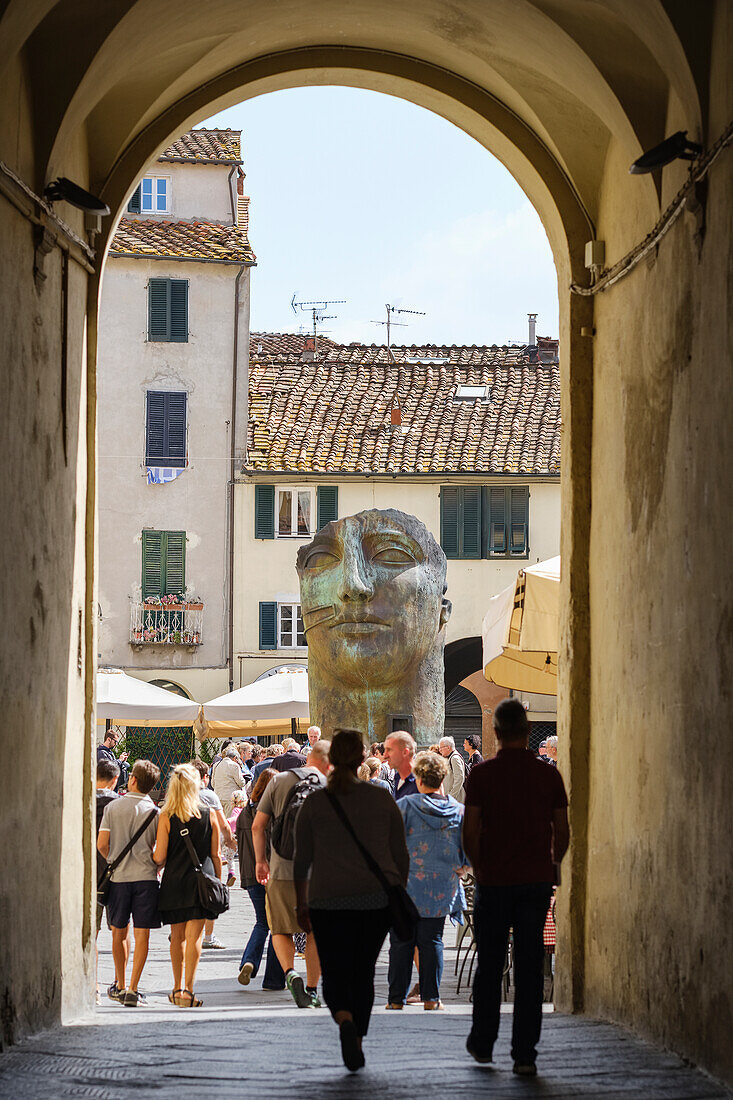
387, 750, 467, 1010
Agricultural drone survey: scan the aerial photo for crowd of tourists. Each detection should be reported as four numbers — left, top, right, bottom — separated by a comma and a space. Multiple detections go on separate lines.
96, 701, 568, 1076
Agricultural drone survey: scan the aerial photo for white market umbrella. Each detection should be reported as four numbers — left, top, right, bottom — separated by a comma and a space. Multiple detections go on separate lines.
96, 668, 200, 726
482, 556, 560, 695
202, 668, 310, 736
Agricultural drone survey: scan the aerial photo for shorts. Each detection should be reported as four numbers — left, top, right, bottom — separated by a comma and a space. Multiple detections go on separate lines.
265, 878, 300, 935
107, 880, 161, 930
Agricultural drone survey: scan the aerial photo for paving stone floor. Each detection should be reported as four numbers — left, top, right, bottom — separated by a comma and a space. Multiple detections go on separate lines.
1, 881, 729, 1099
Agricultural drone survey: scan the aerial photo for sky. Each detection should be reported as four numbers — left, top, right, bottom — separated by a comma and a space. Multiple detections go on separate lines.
204, 87, 558, 348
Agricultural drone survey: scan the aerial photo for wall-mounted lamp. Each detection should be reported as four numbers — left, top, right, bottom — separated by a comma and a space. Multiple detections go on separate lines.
44, 177, 110, 215
629, 131, 702, 175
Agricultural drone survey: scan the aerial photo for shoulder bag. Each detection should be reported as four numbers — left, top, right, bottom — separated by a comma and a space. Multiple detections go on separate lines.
325, 791, 419, 941
180, 825, 230, 918
97, 807, 158, 908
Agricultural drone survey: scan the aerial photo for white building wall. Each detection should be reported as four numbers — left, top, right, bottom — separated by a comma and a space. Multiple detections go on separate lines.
128, 162, 234, 224
233, 477, 560, 688
98, 254, 250, 702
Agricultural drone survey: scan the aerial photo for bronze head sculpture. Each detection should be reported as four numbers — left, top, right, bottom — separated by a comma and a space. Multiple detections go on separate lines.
296, 508, 452, 743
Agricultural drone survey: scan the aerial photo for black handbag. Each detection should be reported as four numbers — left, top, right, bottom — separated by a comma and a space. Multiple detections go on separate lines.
180, 826, 230, 918
325, 791, 419, 941
97, 807, 158, 908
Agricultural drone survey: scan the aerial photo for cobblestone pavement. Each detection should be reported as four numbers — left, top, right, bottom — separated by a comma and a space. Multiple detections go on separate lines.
1, 880, 729, 1099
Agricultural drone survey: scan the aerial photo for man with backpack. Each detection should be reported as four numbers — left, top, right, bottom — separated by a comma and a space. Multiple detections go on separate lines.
252, 739, 330, 1008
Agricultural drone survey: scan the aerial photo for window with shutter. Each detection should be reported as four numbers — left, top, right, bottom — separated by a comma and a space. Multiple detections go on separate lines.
488, 488, 507, 554
440, 487, 460, 558
461, 486, 482, 559
169, 280, 188, 342
259, 601, 277, 649
509, 487, 529, 555
142, 531, 163, 598
146, 391, 187, 466
316, 485, 338, 530
148, 278, 188, 343
141, 530, 186, 597
127, 186, 141, 213
254, 485, 275, 539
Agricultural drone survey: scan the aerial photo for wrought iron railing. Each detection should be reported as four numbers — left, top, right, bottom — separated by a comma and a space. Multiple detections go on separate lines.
129, 602, 203, 647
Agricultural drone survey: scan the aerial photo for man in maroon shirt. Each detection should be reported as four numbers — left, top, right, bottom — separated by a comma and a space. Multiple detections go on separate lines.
463, 698, 569, 1077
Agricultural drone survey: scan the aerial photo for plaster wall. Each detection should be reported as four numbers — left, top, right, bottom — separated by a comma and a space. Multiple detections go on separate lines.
0, 152, 93, 1042
97, 255, 250, 679
125, 162, 235, 224
568, 26, 733, 1082
233, 477, 561, 670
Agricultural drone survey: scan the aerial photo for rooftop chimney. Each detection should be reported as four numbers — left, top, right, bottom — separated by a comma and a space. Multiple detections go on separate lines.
301, 335, 316, 362
528, 313, 537, 347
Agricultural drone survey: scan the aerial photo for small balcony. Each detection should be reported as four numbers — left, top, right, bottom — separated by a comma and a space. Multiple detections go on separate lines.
130, 599, 203, 648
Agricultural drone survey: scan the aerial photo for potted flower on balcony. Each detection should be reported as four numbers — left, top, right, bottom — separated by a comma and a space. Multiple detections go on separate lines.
161, 592, 185, 611
143, 595, 162, 608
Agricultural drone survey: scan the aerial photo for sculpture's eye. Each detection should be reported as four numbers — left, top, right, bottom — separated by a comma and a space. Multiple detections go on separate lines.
303, 548, 339, 569
371, 544, 416, 566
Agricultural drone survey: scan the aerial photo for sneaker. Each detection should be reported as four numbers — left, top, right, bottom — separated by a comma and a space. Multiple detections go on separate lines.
122, 989, 147, 1008
466, 1035, 493, 1064
202, 936, 226, 949
286, 971, 314, 1008
307, 988, 322, 1008
513, 1063, 537, 1077
107, 982, 125, 1003
238, 962, 254, 986
226, 873, 236, 887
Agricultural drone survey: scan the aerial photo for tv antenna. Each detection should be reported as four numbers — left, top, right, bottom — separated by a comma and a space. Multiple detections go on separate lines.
370, 303, 426, 362
291, 295, 346, 351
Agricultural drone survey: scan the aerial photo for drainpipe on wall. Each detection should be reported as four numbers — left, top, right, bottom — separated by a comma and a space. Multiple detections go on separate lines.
228, 263, 245, 692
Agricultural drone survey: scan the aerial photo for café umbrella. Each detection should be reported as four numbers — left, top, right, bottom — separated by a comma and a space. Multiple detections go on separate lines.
96, 667, 200, 726
482, 556, 560, 695
202, 668, 310, 738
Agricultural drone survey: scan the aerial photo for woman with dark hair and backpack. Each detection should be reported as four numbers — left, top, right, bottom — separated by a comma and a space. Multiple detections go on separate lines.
294, 729, 409, 1072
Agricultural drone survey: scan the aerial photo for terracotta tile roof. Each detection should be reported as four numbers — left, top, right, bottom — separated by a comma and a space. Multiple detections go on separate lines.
246, 335, 560, 476
158, 129, 241, 164
109, 219, 256, 264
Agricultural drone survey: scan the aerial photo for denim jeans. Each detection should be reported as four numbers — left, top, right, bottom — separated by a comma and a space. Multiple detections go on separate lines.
470, 882, 553, 1063
388, 915, 446, 1003
241, 884, 285, 989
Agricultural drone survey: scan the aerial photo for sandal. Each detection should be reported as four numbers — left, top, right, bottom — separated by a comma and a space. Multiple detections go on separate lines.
168, 989, 183, 1004
175, 989, 203, 1007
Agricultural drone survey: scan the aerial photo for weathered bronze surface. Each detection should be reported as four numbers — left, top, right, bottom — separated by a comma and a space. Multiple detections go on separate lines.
296, 508, 451, 743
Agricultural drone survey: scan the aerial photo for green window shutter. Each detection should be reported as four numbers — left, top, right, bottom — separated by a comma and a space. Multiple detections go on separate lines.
169, 280, 188, 342
163, 531, 186, 593
148, 278, 169, 340
259, 601, 277, 649
316, 485, 338, 530
141, 531, 163, 598
254, 484, 275, 538
145, 391, 166, 462
440, 487, 460, 559
509, 487, 529, 555
165, 392, 187, 465
127, 186, 141, 213
461, 486, 482, 559
489, 488, 507, 554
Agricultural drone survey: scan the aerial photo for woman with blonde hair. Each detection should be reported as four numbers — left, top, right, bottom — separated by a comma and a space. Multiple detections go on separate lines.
154, 763, 221, 1006
294, 729, 409, 1072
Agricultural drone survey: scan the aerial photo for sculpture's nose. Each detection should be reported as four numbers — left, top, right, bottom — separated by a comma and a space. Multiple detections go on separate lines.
338, 542, 374, 603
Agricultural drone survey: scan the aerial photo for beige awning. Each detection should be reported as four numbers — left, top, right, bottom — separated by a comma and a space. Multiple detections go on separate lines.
482, 556, 560, 695
202, 669, 310, 736
96, 668, 199, 726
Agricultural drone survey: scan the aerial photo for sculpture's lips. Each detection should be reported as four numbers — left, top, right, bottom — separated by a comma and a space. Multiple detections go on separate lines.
330, 617, 389, 633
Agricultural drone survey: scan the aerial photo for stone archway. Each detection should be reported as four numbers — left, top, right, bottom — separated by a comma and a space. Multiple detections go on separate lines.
1, 3, 731, 1083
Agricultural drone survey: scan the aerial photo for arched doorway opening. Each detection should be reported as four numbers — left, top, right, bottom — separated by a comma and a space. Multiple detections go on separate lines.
3, 5, 730, 1082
